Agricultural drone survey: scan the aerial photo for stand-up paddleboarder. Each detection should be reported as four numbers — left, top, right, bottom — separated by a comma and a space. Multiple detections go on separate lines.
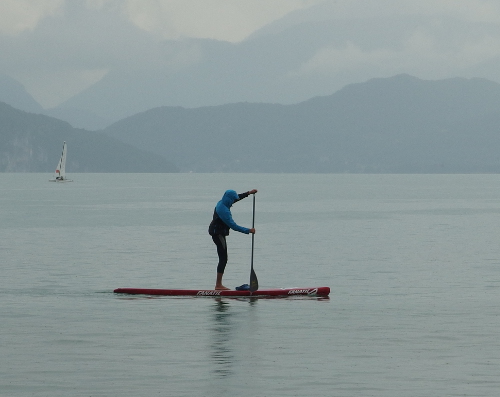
208, 189, 257, 290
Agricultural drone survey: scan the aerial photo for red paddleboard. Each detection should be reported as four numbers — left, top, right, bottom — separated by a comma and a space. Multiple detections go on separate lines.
114, 286, 330, 297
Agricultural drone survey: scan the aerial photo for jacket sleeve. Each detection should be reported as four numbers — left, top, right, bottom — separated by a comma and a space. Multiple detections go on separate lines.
218, 206, 250, 234
234, 191, 249, 203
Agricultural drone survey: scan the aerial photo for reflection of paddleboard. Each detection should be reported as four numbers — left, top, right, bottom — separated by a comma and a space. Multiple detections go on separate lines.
114, 286, 330, 297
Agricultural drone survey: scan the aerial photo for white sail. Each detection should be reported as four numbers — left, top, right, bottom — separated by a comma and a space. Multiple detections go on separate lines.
49, 141, 73, 182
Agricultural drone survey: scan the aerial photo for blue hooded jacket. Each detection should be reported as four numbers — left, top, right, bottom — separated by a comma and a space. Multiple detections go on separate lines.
209, 190, 250, 235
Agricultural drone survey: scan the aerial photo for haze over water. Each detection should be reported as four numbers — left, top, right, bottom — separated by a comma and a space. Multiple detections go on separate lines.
2, 173, 500, 396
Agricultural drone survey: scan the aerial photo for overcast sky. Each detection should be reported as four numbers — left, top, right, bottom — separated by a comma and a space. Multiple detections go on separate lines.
2, 0, 500, 108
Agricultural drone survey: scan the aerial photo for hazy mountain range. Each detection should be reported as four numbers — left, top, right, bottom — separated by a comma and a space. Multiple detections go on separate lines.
4, 3, 500, 131
0, 101, 177, 173
2, 74, 500, 173
101, 74, 500, 173
48, 13, 500, 131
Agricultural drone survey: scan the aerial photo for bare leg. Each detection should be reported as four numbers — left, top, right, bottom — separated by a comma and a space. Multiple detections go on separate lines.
215, 272, 230, 290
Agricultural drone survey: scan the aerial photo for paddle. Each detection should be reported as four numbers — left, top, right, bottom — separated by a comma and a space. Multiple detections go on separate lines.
249, 193, 258, 292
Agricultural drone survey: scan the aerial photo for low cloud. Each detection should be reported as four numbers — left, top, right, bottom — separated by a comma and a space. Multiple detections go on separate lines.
3, 0, 500, 108
122, 0, 321, 42
288, 13, 500, 84
0, 0, 63, 35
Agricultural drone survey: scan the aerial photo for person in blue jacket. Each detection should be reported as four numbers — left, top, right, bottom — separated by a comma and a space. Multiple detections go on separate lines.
208, 189, 257, 290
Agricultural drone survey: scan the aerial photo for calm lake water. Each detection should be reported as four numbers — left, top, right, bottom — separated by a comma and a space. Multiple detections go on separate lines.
1, 173, 500, 396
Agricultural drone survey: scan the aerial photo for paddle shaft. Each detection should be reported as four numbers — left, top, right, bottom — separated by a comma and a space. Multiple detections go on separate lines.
249, 194, 258, 291
251, 193, 255, 266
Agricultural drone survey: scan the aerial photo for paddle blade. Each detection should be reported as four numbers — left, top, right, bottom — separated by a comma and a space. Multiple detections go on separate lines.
249, 268, 258, 292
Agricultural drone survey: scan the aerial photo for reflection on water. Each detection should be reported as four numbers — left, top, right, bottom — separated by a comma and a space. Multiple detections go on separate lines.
210, 299, 234, 377
209, 298, 261, 379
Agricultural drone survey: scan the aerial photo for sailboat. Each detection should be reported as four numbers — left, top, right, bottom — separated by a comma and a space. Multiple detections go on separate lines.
49, 141, 73, 182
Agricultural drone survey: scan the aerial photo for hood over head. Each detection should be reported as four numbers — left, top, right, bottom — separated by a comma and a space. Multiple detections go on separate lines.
221, 190, 239, 207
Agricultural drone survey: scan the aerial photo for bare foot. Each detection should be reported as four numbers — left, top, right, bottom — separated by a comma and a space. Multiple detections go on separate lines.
215, 285, 230, 290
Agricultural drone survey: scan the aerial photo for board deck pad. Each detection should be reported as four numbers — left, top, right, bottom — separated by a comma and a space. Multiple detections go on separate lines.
114, 286, 330, 297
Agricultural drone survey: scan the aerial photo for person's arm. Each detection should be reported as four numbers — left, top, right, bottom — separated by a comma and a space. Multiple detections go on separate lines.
236, 189, 258, 201
218, 206, 251, 234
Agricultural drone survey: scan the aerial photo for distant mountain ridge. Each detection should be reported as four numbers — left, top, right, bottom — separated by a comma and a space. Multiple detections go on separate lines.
103, 74, 500, 173
3, 6, 500, 131
0, 73, 44, 114
0, 102, 178, 173
0, 73, 110, 130
3, 74, 500, 174
47, 13, 500, 130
